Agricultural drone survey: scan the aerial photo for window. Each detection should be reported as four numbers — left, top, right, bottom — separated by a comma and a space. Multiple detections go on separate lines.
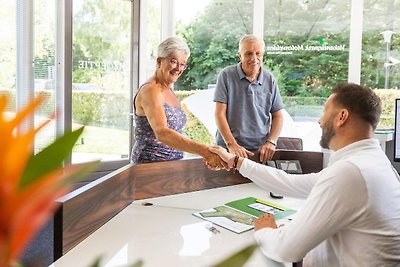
139, 0, 162, 85
2, 0, 135, 180
362, 0, 400, 90
0, 1, 16, 111
263, 0, 350, 110
72, 0, 132, 163
35, 0, 57, 151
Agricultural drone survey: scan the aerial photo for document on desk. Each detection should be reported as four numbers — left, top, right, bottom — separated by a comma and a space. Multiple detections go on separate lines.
193, 197, 296, 234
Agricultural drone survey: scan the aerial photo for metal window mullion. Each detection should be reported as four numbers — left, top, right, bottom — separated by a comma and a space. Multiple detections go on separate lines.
161, 0, 174, 40
348, 0, 364, 84
130, 0, 140, 157
55, 0, 73, 163
253, 0, 264, 38
16, 0, 34, 138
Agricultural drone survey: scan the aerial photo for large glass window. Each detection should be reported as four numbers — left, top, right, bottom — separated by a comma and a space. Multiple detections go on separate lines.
72, 0, 132, 163
262, 0, 351, 150
0, 0, 55, 153
263, 0, 350, 112
139, 0, 162, 85
34, 0, 56, 151
362, 0, 400, 90
176, 0, 253, 90
0, 1, 16, 109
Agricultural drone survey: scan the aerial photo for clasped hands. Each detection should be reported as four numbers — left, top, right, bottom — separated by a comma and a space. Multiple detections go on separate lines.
203, 146, 235, 171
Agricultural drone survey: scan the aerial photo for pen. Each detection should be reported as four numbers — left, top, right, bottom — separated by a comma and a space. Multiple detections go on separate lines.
255, 199, 286, 211
205, 224, 220, 234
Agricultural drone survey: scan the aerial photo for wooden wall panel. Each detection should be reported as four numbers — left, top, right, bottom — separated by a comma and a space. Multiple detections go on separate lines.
273, 150, 324, 174
133, 158, 250, 200
54, 164, 135, 258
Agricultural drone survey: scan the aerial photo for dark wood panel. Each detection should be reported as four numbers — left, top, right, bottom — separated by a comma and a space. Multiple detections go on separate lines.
250, 150, 323, 174
133, 158, 250, 199
54, 164, 135, 258
273, 150, 323, 174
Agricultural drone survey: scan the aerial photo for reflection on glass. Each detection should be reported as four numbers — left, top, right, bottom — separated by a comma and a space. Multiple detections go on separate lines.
72, 0, 131, 163
0, 1, 16, 123
141, 0, 162, 82
362, 0, 400, 90
179, 222, 212, 256
263, 0, 350, 121
34, 0, 56, 152
104, 244, 128, 267
174, 0, 253, 91
261, 0, 352, 151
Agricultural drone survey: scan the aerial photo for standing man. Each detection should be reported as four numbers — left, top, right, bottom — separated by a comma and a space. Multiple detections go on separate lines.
214, 34, 284, 164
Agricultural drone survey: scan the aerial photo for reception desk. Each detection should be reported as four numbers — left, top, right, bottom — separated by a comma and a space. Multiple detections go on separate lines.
50, 183, 305, 267
40, 149, 323, 266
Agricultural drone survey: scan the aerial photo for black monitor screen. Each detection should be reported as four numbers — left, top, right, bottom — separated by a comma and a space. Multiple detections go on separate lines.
394, 99, 400, 161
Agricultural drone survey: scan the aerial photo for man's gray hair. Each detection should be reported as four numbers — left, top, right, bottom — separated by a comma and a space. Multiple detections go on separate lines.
157, 36, 190, 58
238, 34, 265, 53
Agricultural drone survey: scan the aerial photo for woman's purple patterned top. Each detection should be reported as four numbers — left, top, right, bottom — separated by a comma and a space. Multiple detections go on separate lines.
131, 103, 187, 164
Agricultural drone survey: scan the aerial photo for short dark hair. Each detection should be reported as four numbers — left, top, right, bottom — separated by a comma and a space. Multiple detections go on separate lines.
332, 83, 381, 130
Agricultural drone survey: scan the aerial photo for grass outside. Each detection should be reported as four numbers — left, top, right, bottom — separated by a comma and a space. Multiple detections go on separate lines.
73, 124, 130, 156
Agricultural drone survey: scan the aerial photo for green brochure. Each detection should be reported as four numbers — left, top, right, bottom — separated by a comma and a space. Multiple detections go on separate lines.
193, 197, 296, 234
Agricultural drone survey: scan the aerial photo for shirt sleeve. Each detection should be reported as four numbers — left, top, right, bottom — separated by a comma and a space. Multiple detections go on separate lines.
266, 71, 284, 113
213, 69, 228, 103
251, 160, 368, 263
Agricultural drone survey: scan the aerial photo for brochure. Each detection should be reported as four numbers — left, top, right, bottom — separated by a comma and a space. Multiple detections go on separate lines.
193, 197, 296, 234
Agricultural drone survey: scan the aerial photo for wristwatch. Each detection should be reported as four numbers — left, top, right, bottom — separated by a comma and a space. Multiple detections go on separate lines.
266, 139, 277, 146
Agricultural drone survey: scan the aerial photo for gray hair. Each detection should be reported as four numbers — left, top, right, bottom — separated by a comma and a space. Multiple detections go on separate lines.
238, 34, 265, 53
157, 36, 190, 58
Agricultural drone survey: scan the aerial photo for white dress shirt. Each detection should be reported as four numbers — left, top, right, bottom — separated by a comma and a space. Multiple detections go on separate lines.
239, 139, 400, 266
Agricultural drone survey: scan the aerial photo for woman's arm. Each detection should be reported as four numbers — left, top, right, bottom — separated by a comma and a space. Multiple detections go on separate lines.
137, 85, 227, 168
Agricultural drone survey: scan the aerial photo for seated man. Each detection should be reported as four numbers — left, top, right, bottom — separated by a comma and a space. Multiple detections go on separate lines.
209, 83, 400, 266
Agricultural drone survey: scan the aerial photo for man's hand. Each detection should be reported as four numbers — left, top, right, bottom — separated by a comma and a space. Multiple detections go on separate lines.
258, 142, 276, 164
253, 213, 278, 231
203, 149, 229, 170
228, 143, 254, 158
207, 146, 236, 170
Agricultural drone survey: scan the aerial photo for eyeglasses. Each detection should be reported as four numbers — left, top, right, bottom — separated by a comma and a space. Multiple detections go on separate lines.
169, 58, 188, 70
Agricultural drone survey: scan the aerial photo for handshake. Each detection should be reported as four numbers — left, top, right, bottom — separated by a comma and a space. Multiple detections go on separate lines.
204, 141, 276, 170
203, 145, 238, 171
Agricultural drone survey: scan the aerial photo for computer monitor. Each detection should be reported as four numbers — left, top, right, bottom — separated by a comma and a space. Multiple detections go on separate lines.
394, 99, 400, 161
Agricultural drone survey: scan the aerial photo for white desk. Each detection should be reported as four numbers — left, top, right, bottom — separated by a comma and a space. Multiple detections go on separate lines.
50, 183, 304, 267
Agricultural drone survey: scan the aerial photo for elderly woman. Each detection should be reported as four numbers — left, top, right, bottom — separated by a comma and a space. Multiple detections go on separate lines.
131, 36, 226, 169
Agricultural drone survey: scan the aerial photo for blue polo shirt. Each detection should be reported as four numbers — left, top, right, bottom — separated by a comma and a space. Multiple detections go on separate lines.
213, 63, 284, 150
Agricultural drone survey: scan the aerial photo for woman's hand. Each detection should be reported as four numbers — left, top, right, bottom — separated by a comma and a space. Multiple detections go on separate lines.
207, 146, 237, 169
203, 149, 229, 170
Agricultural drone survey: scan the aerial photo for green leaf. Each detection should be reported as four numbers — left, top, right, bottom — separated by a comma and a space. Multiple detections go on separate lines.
87, 257, 143, 267
19, 127, 85, 189
87, 257, 102, 267
130, 260, 144, 267
212, 243, 258, 267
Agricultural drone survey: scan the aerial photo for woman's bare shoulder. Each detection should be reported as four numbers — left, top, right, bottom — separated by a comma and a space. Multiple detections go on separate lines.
137, 82, 164, 107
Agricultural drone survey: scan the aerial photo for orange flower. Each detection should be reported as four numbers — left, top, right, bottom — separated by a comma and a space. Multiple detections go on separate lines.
0, 94, 98, 266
